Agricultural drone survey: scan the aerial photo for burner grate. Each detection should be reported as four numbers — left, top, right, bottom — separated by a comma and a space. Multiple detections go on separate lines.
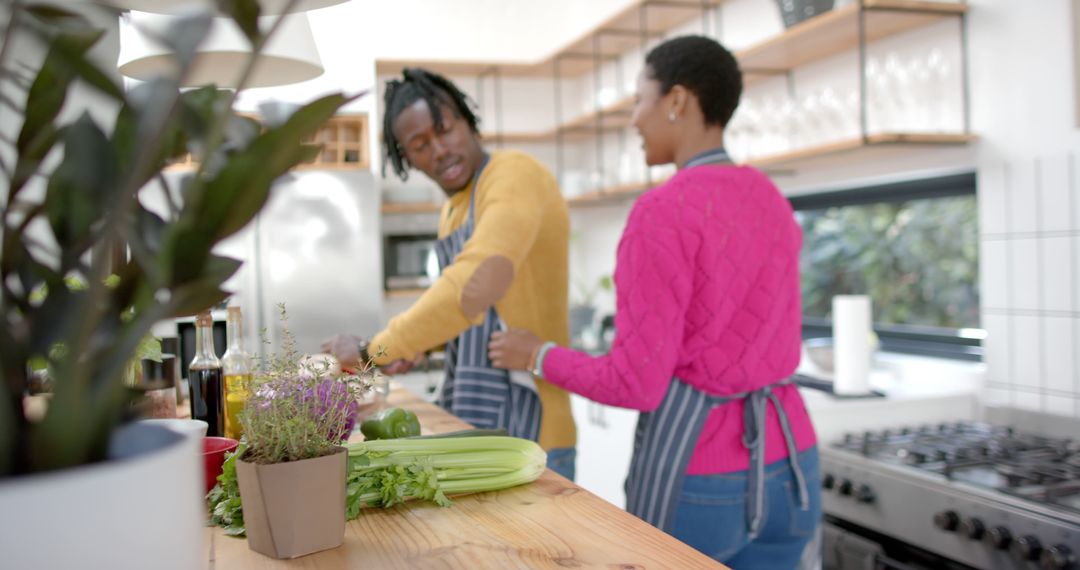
832, 421, 1080, 515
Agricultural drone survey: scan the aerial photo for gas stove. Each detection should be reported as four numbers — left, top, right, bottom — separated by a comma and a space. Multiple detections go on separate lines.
821, 409, 1080, 570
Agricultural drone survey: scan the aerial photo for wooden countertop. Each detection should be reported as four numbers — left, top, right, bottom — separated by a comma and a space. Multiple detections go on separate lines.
206, 384, 727, 569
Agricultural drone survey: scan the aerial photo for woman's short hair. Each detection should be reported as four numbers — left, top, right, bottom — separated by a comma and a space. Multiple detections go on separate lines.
645, 35, 743, 128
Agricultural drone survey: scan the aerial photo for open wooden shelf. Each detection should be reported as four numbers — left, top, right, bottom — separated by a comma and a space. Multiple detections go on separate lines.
740, 0, 967, 86
747, 132, 976, 172
166, 114, 369, 171
385, 287, 429, 298
375, 0, 722, 79
568, 179, 663, 207
564, 131, 975, 205
381, 201, 443, 214
375, 2, 972, 193
300, 115, 370, 170
479, 94, 636, 144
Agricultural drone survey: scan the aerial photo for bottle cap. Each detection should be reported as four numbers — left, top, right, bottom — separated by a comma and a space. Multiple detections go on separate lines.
195, 310, 213, 327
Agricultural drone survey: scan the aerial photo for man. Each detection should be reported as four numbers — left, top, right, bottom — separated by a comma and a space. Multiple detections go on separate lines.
323, 68, 576, 480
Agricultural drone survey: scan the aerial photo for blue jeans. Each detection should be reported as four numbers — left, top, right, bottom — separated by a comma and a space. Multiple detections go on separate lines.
671, 446, 822, 568
546, 447, 576, 481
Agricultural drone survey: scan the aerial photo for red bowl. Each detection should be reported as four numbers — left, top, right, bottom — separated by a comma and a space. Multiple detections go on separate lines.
202, 436, 239, 494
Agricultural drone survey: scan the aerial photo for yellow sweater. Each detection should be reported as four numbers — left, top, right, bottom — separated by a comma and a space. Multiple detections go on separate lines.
370, 150, 575, 451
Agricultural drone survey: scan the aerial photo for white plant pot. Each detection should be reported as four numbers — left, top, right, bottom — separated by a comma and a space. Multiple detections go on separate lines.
0, 423, 207, 570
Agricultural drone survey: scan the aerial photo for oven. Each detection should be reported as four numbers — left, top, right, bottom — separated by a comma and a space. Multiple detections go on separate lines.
383, 233, 439, 290
820, 410, 1080, 570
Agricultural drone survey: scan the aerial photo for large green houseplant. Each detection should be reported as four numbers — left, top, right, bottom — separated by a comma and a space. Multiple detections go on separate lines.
0, 0, 352, 477
0, 1, 354, 565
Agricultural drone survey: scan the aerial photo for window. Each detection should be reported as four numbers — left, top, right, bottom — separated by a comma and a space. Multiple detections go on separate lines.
790, 173, 982, 360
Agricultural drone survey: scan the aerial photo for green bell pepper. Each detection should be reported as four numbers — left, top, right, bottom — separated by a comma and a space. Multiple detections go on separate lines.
360, 407, 421, 440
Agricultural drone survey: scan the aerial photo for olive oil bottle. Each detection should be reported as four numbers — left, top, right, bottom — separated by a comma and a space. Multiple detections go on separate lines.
221, 306, 251, 440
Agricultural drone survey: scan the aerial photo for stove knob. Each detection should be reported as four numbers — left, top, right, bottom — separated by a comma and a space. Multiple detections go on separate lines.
1041, 544, 1076, 570
933, 510, 959, 532
855, 484, 875, 504
837, 479, 854, 496
822, 473, 835, 490
984, 526, 1012, 550
959, 517, 985, 540
1012, 535, 1042, 562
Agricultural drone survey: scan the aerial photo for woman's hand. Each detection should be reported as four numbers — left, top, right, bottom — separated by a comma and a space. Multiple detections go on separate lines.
489, 328, 543, 370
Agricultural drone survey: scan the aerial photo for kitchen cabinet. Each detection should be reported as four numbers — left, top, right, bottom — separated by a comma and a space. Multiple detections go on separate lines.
167, 113, 369, 171
302, 114, 370, 170
375, 0, 973, 205
570, 393, 637, 509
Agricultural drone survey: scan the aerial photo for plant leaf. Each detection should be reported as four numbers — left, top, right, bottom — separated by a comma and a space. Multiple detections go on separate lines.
160, 93, 350, 286
161, 11, 213, 71
44, 113, 116, 252
163, 254, 243, 317
216, 0, 262, 46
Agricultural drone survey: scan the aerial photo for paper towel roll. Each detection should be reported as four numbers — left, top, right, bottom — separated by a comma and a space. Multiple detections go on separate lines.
833, 295, 872, 395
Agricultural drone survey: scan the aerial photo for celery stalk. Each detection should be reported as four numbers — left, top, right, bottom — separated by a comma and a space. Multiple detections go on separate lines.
344, 435, 547, 518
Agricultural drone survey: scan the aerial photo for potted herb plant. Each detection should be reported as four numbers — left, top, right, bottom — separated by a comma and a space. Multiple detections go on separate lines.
231, 306, 373, 559
0, 2, 353, 567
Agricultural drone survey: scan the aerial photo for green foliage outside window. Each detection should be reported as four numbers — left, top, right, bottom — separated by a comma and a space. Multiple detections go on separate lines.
797, 195, 980, 330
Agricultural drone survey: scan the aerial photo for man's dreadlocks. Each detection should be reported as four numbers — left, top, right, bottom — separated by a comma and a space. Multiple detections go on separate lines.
382, 67, 481, 181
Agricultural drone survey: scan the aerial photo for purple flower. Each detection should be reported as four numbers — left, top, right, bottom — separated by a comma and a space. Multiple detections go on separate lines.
248, 375, 359, 442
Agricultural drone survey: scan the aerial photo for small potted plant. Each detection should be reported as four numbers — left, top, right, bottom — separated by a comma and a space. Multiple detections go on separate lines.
233, 306, 378, 559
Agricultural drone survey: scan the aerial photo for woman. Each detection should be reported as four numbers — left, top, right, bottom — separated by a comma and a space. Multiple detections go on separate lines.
489, 36, 821, 568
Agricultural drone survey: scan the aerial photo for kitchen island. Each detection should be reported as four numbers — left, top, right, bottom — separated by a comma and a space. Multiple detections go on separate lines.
205, 384, 727, 569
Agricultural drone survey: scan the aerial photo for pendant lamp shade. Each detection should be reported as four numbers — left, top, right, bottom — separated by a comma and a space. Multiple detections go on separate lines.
117, 11, 324, 88
100, 0, 348, 15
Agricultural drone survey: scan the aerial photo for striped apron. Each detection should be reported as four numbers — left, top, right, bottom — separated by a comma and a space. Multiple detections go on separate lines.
434, 156, 543, 441
624, 148, 810, 539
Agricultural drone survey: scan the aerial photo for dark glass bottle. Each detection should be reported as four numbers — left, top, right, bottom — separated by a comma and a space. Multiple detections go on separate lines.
189, 310, 224, 437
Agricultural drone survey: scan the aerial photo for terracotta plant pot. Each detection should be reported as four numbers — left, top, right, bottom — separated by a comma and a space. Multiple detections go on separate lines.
235, 447, 347, 559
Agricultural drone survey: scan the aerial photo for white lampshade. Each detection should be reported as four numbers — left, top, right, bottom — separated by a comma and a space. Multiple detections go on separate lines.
100, 0, 348, 15
118, 11, 324, 88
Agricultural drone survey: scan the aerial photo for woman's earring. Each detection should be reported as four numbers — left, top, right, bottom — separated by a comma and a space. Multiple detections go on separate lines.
668, 111, 677, 123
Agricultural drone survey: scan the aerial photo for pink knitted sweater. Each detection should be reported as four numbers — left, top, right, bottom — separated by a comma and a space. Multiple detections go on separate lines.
542, 164, 816, 474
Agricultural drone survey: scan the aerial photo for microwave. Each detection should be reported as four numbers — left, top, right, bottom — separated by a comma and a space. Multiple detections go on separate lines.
383, 233, 439, 290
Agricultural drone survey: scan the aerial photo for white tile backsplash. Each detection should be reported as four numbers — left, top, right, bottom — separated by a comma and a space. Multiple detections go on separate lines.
1008, 238, 1039, 310
981, 313, 1011, 385
979, 239, 1008, 309
978, 161, 1008, 235
984, 387, 1013, 407
1038, 155, 1072, 232
1040, 236, 1074, 312
1007, 159, 1039, 233
1044, 395, 1076, 416
1042, 317, 1076, 394
1010, 315, 1042, 391
1071, 154, 1080, 231
1013, 390, 1043, 412
977, 157, 1080, 418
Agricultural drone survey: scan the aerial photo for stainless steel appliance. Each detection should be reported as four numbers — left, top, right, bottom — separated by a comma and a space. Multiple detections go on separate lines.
209, 169, 386, 354
383, 233, 439, 290
821, 408, 1080, 570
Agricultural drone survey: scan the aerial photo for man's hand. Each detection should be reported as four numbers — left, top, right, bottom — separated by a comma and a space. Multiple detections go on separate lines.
380, 352, 429, 375
320, 333, 363, 370
488, 328, 543, 371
